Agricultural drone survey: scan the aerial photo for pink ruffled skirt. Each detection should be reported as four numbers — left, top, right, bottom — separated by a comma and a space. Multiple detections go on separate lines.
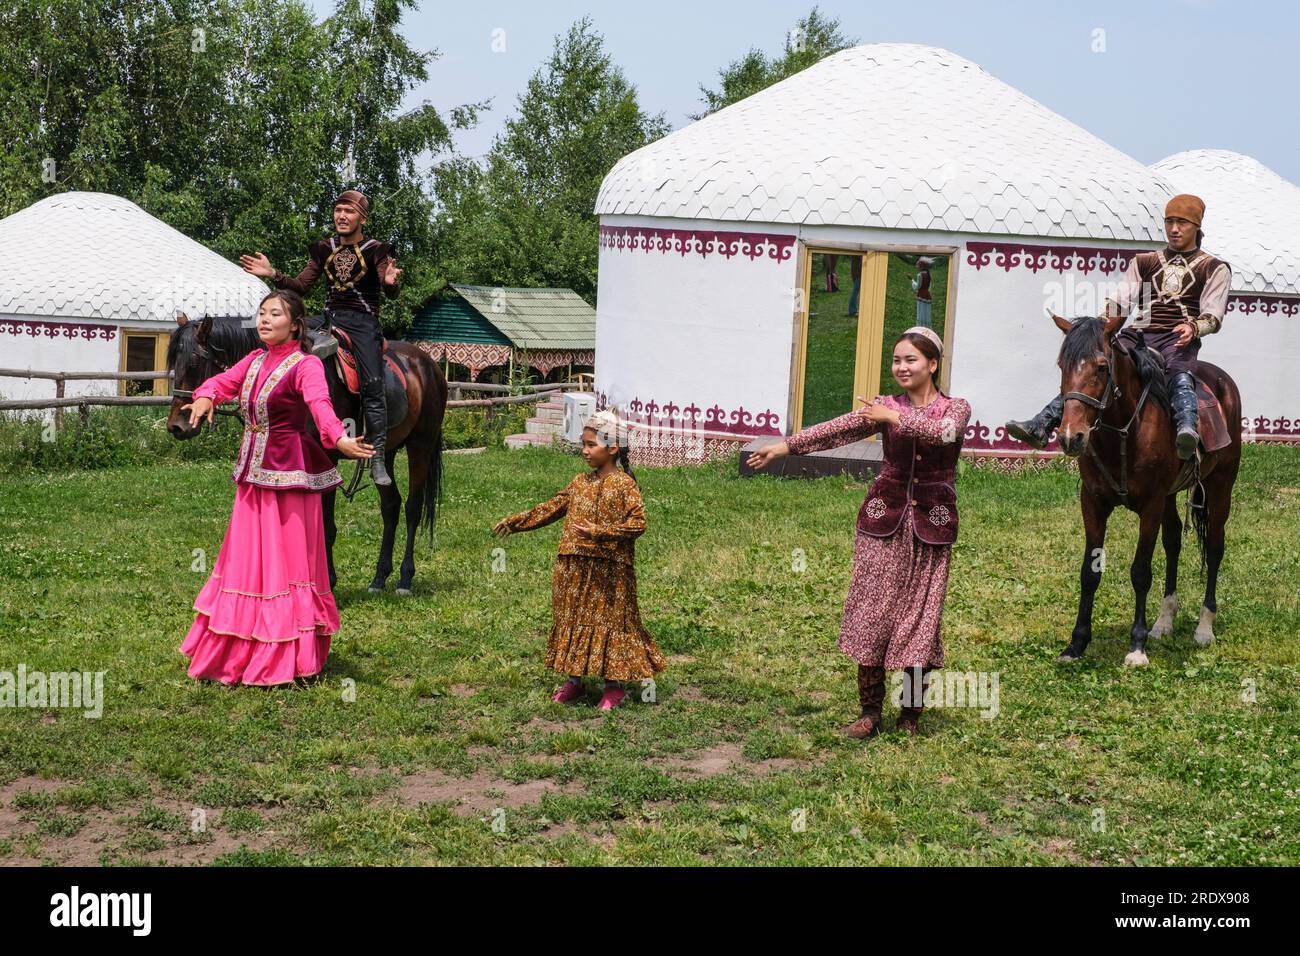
181, 483, 338, 686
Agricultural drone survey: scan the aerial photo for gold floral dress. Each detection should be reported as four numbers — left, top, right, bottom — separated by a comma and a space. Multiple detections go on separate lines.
503, 470, 667, 681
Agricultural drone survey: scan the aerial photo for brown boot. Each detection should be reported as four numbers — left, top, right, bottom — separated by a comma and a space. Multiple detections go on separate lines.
844, 666, 886, 739
896, 666, 931, 735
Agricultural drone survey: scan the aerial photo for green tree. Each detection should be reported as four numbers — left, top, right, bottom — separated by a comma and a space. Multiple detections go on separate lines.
434, 18, 667, 303
693, 6, 854, 118
0, 0, 481, 334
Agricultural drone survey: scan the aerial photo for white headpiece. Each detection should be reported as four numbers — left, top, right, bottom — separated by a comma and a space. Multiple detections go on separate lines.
902, 326, 943, 355
584, 409, 628, 448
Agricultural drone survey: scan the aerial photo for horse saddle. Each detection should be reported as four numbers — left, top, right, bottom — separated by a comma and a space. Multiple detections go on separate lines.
1141, 347, 1230, 455
306, 323, 409, 428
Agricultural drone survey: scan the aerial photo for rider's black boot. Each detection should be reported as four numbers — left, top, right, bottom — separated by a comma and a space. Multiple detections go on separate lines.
1170, 372, 1200, 460
362, 379, 393, 486
1005, 394, 1065, 449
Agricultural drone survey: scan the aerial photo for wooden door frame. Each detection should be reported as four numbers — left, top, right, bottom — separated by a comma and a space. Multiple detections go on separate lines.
788, 242, 960, 434
118, 328, 170, 396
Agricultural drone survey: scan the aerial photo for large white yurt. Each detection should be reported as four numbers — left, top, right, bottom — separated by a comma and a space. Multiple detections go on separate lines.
1150, 149, 1300, 443
0, 192, 268, 404
593, 43, 1186, 465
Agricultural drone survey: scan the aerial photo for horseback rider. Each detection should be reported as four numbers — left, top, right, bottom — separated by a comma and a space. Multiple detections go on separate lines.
1006, 194, 1231, 460
240, 190, 401, 486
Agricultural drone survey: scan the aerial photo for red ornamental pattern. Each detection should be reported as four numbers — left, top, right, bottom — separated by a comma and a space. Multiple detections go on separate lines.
1244, 416, 1300, 441
622, 396, 782, 436
627, 431, 749, 468
963, 419, 1058, 452
0, 318, 118, 340
525, 349, 595, 375
965, 241, 1142, 276
1226, 295, 1300, 317
415, 341, 593, 380
599, 225, 796, 263
415, 341, 511, 380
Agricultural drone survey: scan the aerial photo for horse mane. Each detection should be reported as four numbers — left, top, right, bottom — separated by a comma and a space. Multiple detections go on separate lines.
167, 316, 259, 371
1057, 317, 1170, 415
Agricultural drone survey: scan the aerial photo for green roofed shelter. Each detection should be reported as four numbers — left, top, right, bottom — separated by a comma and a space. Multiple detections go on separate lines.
409, 284, 596, 381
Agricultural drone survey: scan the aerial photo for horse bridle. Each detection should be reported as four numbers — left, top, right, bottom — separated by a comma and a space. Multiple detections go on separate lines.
1063, 335, 1153, 504
169, 338, 231, 402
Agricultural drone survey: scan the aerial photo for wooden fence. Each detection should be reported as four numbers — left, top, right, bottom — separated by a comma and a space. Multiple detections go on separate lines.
0, 367, 583, 427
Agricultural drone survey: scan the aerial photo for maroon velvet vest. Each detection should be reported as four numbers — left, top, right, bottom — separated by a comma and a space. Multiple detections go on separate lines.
856, 394, 962, 545
231, 350, 342, 492
1134, 249, 1227, 331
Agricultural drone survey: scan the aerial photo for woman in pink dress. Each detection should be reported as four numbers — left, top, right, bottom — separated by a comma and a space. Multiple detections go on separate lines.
179, 290, 375, 686
748, 327, 971, 738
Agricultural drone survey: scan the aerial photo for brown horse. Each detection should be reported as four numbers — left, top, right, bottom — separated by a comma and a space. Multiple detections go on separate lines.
165, 314, 448, 595
1050, 312, 1241, 666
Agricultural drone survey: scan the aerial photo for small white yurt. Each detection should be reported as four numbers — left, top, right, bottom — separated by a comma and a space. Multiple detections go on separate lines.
0, 192, 268, 404
593, 43, 1183, 464
1151, 149, 1300, 443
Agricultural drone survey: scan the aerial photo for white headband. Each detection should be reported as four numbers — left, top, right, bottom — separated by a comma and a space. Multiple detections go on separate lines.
584, 410, 628, 448
903, 326, 943, 355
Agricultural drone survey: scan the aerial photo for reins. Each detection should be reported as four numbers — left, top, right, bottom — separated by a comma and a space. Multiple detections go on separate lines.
1063, 336, 1154, 506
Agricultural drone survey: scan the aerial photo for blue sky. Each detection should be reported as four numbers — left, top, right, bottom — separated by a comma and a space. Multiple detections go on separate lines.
310, 0, 1299, 183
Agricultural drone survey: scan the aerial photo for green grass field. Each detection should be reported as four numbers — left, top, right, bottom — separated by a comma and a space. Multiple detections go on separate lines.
801, 253, 950, 427
1, 443, 1297, 865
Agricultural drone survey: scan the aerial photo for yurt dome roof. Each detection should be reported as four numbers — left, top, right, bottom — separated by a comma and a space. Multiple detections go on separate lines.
597, 43, 1174, 243
0, 191, 268, 323
1151, 149, 1300, 296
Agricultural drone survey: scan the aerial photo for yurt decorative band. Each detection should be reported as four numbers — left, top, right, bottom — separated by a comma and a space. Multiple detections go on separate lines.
1226, 295, 1300, 317
965, 241, 1139, 276
604, 396, 783, 436
599, 225, 796, 263
0, 319, 119, 340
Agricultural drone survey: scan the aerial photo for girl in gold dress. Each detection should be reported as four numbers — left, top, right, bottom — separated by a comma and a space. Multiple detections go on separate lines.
493, 412, 666, 710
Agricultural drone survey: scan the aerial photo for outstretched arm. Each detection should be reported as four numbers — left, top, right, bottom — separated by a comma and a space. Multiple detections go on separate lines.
192, 348, 261, 405
786, 408, 881, 455
272, 257, 322, 295
494, 482, 573, 535
298, 355, 347, 449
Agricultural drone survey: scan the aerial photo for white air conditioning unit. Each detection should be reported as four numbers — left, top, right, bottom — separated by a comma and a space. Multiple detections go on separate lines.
561, 392, 598, 443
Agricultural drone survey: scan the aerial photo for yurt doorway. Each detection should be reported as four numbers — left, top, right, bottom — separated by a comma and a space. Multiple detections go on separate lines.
878, 253, 950, 397
792, 249, 952, 431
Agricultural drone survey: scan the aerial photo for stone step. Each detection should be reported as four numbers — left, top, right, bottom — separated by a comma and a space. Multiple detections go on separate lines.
533, 405, 564, 424
504, 433, 553, 449
525, 419, 561, 436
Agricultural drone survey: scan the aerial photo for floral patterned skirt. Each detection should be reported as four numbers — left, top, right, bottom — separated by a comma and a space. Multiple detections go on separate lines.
838, 529, 950, 669
545, 555, 667, 682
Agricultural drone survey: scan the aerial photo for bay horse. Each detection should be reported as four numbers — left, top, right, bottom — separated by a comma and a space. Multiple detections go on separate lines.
1050, 311, 1241, 666
165, 314, 448, 595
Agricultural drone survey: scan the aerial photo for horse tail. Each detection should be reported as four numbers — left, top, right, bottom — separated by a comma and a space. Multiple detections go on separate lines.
1185, 478, 1209, 578
417, 355, 448, 544
419, 426, 444, 543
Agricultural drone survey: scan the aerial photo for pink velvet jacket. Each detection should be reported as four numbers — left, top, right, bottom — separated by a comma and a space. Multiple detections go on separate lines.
193, 341, 346, 492
786, 394, 972, 545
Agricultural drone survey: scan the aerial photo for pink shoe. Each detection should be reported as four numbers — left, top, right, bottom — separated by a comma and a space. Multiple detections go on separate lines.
551, 679, 583, 704
597, 687, 626, 711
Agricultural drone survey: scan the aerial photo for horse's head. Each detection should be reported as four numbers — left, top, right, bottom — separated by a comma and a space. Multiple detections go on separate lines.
1052, 310, 1125, 457
165, 314, 223, 440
